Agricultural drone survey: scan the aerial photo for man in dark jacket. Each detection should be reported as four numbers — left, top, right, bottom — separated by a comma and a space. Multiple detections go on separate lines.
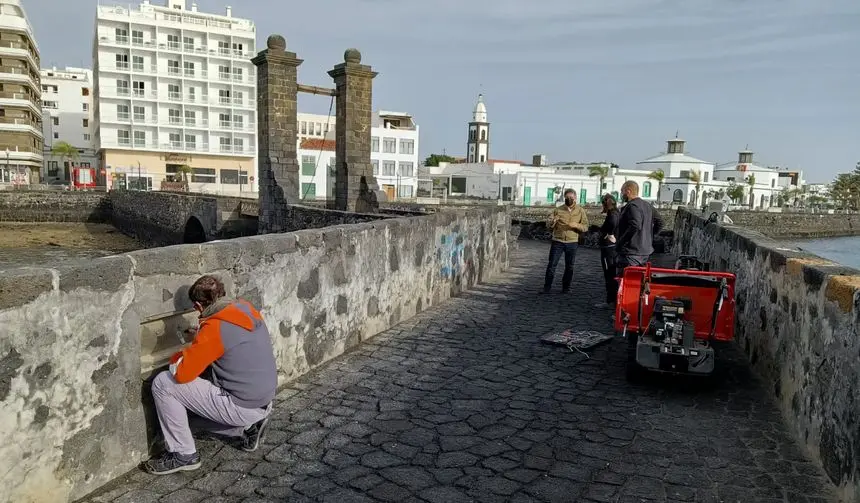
615, 181, 663, 276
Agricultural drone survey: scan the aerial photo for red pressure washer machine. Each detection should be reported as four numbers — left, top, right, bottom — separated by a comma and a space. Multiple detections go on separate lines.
613, 256, 737, 381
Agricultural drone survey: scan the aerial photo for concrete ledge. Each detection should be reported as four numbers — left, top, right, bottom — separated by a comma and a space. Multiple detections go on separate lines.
673, 208, 860, 502
0, 206, 511, 503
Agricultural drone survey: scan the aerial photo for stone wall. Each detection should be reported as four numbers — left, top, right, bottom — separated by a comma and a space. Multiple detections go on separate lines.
0, 207, 510, 503
673, 208, 860, 502
0, 191, 111, 223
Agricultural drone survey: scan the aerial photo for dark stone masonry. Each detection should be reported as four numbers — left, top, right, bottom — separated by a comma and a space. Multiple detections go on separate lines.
79, 242, 839, 503
0, 191, 111, 223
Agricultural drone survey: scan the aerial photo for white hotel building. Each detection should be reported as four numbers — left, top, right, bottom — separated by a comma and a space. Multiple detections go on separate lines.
296, 110, 420, 200
93, 0, 257, 194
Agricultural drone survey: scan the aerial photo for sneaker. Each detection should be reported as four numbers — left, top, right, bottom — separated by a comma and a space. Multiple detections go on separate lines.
242, 413, 271, 452
143, 452, 201, 475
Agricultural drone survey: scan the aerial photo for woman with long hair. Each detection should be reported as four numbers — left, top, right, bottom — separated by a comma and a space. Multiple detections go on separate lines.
598, 193, 621, 308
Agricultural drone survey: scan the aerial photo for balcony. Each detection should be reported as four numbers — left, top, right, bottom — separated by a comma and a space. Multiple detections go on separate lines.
185, 93, 208, 104
167, 42, 181, 51
0, 66, 37, 82
217, 121, 252, 132
167, 67, 181, 77
116, 35, 129, 44
168, 92, 182, 101
97, 5, 255, 34
218, 72, 231, 82
1, 91, 40, 110
184, 118, 209, 128
0, 41, 38, 70
168, 117, 183, 126
131, 64, 158, 74
117, 112, 130, 120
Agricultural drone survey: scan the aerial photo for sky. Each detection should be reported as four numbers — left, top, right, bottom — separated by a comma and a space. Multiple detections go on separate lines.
25, 0, 860, 183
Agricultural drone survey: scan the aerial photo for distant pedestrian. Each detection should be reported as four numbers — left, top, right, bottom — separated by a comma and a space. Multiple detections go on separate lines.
144, 275, 277, 475
596, 193, 620, 308
542, 188, 589, 294
615, 180, 664, 277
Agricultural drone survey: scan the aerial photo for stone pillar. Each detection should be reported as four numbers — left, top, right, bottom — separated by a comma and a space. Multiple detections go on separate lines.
328, 49, 383, 212
252, 35, 302, 233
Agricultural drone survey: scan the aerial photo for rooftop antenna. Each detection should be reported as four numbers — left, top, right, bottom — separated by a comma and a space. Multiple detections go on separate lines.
675, 130, 679, 138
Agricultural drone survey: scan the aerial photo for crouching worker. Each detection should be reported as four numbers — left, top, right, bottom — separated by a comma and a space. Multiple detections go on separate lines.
145, 275, 278, 475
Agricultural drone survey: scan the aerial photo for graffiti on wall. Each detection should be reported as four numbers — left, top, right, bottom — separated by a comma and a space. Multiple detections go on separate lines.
438, 232, 467, 279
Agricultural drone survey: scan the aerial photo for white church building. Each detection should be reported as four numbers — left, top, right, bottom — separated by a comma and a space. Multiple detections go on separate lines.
429, 95, 794, 210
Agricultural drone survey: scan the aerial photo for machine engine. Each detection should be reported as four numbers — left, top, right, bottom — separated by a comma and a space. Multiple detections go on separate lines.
646, 297, 695, 347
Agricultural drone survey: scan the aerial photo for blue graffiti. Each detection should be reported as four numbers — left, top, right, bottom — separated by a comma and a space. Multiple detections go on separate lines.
439, 233, 466, 279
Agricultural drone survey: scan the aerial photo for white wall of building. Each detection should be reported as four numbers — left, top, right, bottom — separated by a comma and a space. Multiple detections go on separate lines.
40, 67, 99, 183
94, 0, 258, 192
371, 111, 420, 199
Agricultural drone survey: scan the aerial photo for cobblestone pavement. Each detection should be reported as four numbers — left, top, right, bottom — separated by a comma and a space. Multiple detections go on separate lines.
83, 241, 837, 503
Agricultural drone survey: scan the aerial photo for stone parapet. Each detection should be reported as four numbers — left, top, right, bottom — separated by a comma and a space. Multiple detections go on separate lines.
0, 206, 511, 503
673, 207, 860, 502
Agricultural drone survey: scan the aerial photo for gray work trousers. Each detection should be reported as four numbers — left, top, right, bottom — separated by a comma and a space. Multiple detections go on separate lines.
151, 371, 270, 455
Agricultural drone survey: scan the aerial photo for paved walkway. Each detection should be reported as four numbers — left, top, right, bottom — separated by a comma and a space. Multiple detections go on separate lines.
84, 241, 837, 503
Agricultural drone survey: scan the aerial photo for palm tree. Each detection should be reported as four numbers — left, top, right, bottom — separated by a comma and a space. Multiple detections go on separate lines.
588, 164, 610, 202
745, 174, 756, 209
648, 169, 665, 204
51, 141, 78, 182
687, 169, 702, 207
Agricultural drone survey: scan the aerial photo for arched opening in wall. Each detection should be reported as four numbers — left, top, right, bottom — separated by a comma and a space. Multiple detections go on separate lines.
672, 189, 683, 203
183, 216, 207, 244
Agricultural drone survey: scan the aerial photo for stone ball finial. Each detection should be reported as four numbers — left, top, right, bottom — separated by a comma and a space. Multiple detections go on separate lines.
267, 34, 286, 51
344, 48, 362, 64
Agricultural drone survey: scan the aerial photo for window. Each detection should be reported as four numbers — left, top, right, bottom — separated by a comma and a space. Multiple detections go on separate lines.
167, 34, 180, 50
643, 182, 652, 198
481, 130, 487, 140
117, 130, 130, 145
52, 116, 59, 126
704, 172, 710, 182
301, 121, 307, 134
81, 87, 89, 97
168, 108, 181, 124
314, 122, 321, 135
133, 106, 145, 121
233, 115, 243, 129
169, 133, 181, 148
53, 132, 58, 139
220, 169, 240, 184
382, 138, 396, 154
185, 134, 196, 149
115, 28, 128, 43
382, 161, 396, 176
218, 65, 230, 80
133, 130, 145, 147
219, 113, 230, 128
233, 90, 243, 106
479, 155, 485, 162
167, 60, 180, 75
232, 67, 243, 82
371, 136, 379, 152
301, 183, 316, 199
218, 41, 230, 56
191, 167, 216, 184
184, 110, 196, 126
219, 137, 232, 152
82, 118, 89, 127
546, 188, 555, 203
579, 189, 587, 205
42, 100, 58, 109
218, 89, 231, 104
372, 159, 379, 175
132, 81, 145, 97
115, 54, 129, 70
187, 87, 196, 101
301, 155, 316, 176
82, 103, 88, 112
679, 170, 690, 179
131, 56, 144, 72
183, 61, 194, 77
399, 139, 414, 155
83, 133, 91, 141
131, 30, 143, 45
168, 84, 180, 100
117, 104, 129, 120
397, 185, 413, 198
672, 189, 683, 203
398, 161, 414, 177
233, 138, 244, 152
232, 42, 244, 55
183, 36, 194, 51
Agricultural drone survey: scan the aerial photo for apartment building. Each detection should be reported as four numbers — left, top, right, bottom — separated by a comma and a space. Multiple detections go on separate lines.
93, 0, 257, 194
40, 67, 98, 184
0, 0, 42, 186
296, 110, 421, 200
